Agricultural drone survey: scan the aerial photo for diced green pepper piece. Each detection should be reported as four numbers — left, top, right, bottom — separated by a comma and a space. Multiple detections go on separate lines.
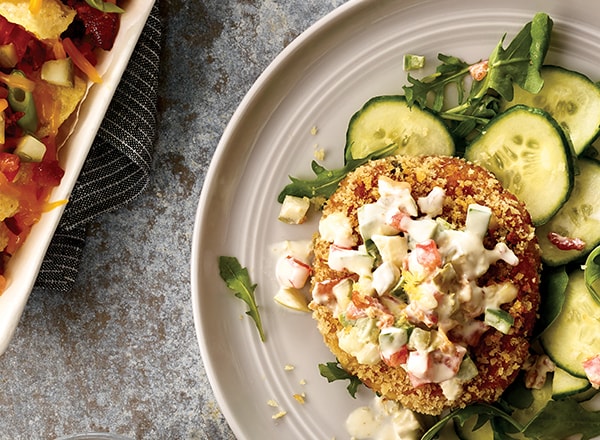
403, 53, 425, 71
7, 70, 38, 133
485, 308, 514, 334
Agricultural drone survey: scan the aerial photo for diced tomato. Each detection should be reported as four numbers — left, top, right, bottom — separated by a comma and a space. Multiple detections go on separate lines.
469, 60, 489, 81
32, 160, 64, 187
0, 152, 20, 181
345, 302, 368, 320
64, 0, 120, 51
4, 217, 21, 235
18, 37, 49, 73
311, 279, 338, 305
350, 290, 395, 327
415, 239, 442, 270
387, 210, 411, 231
406, 346, 466, 386
275, 255, 312, 289
382, 345, 409, 368
0, 16, 50, 71
79, 6, 120, 51
583, 355, 600, 389
448, 320, 489, 346
0, 16, 31, 59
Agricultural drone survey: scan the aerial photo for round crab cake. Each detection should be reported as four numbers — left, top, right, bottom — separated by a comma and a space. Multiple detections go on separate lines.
309, 155, 541, 416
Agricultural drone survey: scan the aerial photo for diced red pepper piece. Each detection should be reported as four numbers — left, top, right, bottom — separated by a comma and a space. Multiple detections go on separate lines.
32, 159, 64, 187
583, 355, 600, 389
0, 152, 20, 181
415, 239, 442, 270
68, 1, 120, 51
4, 216, 21, 235
381, 345, 409, 368
547, 231, 586, 251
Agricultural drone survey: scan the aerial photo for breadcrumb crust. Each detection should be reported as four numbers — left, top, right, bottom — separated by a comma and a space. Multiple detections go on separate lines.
310, 155, 541, 415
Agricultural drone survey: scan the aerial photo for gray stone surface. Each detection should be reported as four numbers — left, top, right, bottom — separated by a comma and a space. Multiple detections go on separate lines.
0, 1, 346, 438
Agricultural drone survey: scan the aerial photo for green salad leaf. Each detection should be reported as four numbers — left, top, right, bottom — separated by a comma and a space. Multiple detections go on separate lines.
421, 404, 523, 440
318, 361, 363, 398
523, 399, 600, 440
277, 142, 397, 203
403, 12, 552, 143
218, 256, 266, 342
85, 0, 125, 13
477, 11, 552, 102
585, 245, 600, 305
403, 53, 471, 113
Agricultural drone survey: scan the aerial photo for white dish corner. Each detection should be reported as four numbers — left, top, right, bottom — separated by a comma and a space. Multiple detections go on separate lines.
0, 0, 156, 356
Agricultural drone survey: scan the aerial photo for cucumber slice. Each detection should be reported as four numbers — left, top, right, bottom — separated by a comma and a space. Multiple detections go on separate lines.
501, 66, 600, 155
465, 105, 574, 226
536, 158, 600, 266
344, 95, 455, 162
552, 367, 591, 400
540, 269, 600, 378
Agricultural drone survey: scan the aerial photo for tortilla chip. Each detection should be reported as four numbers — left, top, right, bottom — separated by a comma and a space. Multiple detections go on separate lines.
35, 74, 87, 139
0, 223, 8, 251
0, 193, 18, 221
0, 0, 76, 40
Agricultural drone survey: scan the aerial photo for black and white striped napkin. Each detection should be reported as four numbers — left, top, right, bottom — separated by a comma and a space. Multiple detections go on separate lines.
34, 2, 161, 292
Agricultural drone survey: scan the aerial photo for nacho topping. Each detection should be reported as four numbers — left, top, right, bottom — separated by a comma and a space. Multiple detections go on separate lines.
0, 0, 76, 40
0, 1, 123, 291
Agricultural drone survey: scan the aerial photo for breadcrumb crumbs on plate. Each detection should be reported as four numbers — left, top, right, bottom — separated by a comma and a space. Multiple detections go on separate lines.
272, 410, 287, 419
314, 147, 325, 161
267, 399, 279, 407
284, 364, 295, 371
293, 393, 306, 404
310, 126, 318, 135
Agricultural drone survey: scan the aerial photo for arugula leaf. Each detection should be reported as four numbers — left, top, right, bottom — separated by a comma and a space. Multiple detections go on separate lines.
523, 398, 600, 440
218, 256, 266, 342
585, 245, 600, 305
85, 0, 125, 13
403, 12, 552, 142
318, 361, 363, 398
404, 53, 471, 112
421, 403, 523, 440
476, 12, 552, 102
277, 142, 397, 203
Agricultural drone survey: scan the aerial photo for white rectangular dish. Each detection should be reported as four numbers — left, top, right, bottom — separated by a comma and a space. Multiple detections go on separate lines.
0, 0, 156, 356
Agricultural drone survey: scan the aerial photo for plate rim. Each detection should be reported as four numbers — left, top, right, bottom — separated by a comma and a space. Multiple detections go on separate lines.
190, 0, 370, 436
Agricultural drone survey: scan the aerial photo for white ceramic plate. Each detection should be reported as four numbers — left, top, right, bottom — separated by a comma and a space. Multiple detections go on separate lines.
0, 1, 155, 355
191, 0, 600, 438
